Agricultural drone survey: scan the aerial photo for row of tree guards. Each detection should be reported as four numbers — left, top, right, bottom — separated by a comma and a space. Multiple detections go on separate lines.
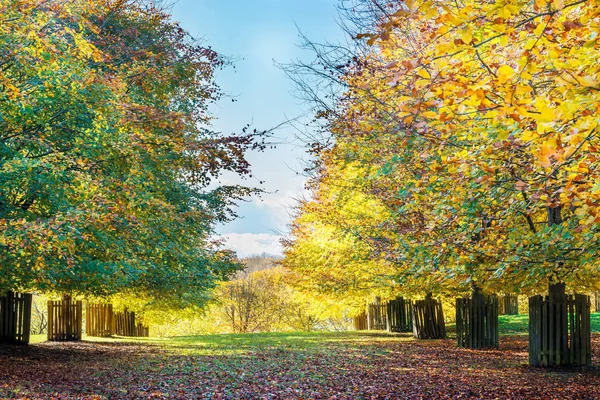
86, 303, 149, 338
355, 288, 594, 367
0, 293, 149, 345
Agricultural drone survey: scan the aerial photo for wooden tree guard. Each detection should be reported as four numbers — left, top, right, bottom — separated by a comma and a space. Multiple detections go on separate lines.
136, 323, 149, 337
412, 295, 446, 339
367, 297, 387, 330
499, 294, 519, 315
0, 292, 32, 345
386, 297, 413, 333
113, 309, 149, 337
456, 291, 499, 349
48, 296, 83, 341
529, 291, 591, 367
86, 303, 113, 337
353, 312, 368, 331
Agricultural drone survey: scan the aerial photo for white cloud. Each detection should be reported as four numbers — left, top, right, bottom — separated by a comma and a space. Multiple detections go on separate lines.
253, 189, 308, 228
220, 233, 283, 257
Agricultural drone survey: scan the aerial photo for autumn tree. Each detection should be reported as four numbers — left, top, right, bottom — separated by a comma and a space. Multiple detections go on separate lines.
285, 0, 600, 363
0, 0, 263, 305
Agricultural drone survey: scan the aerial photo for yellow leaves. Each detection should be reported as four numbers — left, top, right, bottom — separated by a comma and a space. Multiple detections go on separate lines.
524, 38, 538, 50
496, 130, 510, 141
421, 111, 438, 119
496, 65, 516, 84
492, 2, 520, 19
583, 37, 597, 48
532, 23, 545, 37
514, 104, 530, 117
461, 28, 473, 45
66, 27, 103, 62
414, 79, 430, 89
2, 80, 20, 100
580, 75, 599, 90
520, 130, 538, 142
491, 23, 506, 33
423, 3, 438, 19
533, 100, 556, 123
416, 69, 431, 79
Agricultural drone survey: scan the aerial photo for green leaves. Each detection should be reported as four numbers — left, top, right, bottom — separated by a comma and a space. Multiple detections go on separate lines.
0, 1, 260, 304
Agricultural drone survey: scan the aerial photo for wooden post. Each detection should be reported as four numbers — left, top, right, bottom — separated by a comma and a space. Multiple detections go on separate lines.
386, 297, 413, 333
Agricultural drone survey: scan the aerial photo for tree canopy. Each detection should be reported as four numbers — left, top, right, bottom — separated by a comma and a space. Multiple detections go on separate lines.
283, 0, 600, 302
0, 0, 263, 305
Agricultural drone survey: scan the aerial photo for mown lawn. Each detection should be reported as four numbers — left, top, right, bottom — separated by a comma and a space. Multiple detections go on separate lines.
1, 316, 599, 399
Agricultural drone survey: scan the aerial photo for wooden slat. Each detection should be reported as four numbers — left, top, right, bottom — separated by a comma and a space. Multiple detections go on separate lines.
0, 292, 32, 345
529, 293, 591, 367
413, 297, 445, 340
456, 292, 498, 349
47, 297, 82, 341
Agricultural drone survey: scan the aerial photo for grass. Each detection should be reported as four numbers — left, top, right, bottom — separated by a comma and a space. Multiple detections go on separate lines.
498, 312, 600, 335
80, 330, 415, 357
29, 312, 600, 349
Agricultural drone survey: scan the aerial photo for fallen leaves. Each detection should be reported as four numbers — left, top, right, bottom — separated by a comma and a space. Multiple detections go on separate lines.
0, 333, 599, 399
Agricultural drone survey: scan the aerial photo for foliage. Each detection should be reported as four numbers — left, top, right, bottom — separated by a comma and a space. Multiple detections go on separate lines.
0, 0, 263, 303
134, 258, 351, 336
213, 266, 351, 333
283, 0, 600, 302
215, 268, 287, 333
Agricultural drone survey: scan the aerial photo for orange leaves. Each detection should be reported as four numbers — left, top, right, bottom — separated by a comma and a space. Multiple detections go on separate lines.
552, 0, 565, 10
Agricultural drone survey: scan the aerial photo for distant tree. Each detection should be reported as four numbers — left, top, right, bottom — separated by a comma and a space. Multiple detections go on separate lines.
216, 270, 284, 333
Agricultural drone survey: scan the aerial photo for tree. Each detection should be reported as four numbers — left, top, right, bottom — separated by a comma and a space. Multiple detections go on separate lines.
0, 0, 263, 305
285, 0, 600, 363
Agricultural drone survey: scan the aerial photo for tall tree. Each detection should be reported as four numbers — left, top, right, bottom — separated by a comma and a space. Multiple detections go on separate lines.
0, 0, 263, 305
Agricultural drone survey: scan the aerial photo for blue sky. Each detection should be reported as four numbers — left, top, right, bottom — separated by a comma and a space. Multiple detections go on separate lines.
169, 1, 344, 256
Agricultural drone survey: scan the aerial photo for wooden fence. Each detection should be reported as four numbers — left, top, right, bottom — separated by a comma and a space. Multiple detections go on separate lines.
353, 312, 368, 331
412, 297, 446, 339
456, 292, 498, 348
499, 294, 519, 315
113, 309, 149, 337
529, 293, 591, 367
386, 297, 412, 333
0, 292, 32, 345
48, 297, 82, 341
367, 298, 387, 330
86, 303, 113, 337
